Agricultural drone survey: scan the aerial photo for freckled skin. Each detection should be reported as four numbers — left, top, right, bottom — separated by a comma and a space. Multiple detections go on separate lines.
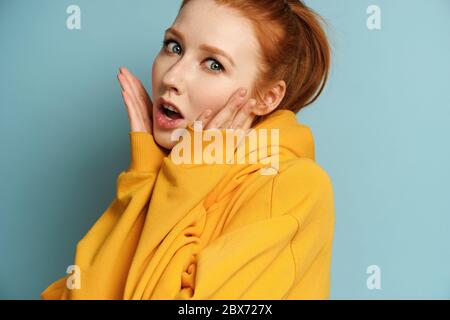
151, 0, 262, 149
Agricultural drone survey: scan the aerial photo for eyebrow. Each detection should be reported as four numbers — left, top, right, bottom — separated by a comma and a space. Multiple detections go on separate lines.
164, 27, 236, 67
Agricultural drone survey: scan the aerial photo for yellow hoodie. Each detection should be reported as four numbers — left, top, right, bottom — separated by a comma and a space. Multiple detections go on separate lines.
40, 109, 335, 300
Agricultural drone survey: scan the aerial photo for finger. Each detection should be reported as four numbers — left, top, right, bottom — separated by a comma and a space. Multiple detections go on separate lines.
122, 90, 138, 124
242, 115, 255, 130
118, 72, 138, 107
130, 76, 152, 123
119, 73, 148, 129
120, 68, 144, 109
194, 109, 213, 128
129, 72, 153, 108
205, 88, 247, 130
121, 68, 152, 124
123, 90, 151, 132
230, 99, 257, 129
121, 67, 150, 105
117, 73, 125, 91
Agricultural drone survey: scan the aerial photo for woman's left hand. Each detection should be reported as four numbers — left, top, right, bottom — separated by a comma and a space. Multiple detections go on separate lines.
199, 88, 258, 131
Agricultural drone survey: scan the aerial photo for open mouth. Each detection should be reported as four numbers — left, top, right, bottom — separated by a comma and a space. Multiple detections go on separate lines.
159, 103, 184, 120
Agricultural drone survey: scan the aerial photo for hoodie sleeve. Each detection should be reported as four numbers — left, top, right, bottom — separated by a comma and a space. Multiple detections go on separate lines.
127, 131, 167, 172
114, 131, 167, 206
40, 131, 167, 300
271, 159, 335, 299
185, 159, 335, 300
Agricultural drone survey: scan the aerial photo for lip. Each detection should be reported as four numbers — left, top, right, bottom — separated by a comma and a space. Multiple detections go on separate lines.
158, 97, 185, 119
155, 102, 187, 130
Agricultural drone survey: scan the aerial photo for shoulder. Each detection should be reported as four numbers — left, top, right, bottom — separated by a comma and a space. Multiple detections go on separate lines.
274, 158, 333, 194
270, 158, 334, 225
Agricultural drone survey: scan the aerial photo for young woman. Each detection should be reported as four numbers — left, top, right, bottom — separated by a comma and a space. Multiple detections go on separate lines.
41, 0, 334, 300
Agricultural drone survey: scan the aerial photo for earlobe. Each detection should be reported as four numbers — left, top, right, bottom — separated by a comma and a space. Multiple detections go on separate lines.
252, 100, 275, 116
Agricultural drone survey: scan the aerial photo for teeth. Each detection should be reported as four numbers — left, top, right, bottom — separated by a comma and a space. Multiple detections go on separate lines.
163, 104, 179, 113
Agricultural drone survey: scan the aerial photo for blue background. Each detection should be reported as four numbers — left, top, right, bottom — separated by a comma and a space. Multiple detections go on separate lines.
1, 0, 449, 299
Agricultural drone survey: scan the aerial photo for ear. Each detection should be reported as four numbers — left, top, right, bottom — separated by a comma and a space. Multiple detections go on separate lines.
252, 80, 287, 116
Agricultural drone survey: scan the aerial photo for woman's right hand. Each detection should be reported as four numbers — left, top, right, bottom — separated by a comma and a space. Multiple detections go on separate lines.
117, 67, 153, 134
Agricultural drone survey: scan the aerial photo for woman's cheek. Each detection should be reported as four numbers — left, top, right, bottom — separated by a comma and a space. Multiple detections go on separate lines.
196, 82, 235, 114
194, 95, 227, 119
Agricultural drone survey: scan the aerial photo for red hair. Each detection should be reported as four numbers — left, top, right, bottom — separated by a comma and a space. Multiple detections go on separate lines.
179, 0, 332, 125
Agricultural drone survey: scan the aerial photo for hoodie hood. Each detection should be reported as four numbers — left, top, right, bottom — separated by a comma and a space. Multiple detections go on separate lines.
251, 109, 315, 161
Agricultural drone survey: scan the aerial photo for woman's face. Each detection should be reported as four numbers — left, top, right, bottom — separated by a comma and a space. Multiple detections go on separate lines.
151, 0, 262, 150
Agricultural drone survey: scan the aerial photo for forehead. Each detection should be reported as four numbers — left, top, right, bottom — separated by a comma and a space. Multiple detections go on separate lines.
172, 0, 261, 62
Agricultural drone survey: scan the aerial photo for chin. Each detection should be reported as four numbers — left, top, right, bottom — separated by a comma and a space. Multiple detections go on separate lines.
153, 127, 179, 151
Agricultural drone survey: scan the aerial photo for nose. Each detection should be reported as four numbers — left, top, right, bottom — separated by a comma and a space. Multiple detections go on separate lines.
161, 57, 189, 96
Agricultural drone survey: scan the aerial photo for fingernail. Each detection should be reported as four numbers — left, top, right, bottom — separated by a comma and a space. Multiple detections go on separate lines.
249, 99, 256, 107
239, 89, 247, 96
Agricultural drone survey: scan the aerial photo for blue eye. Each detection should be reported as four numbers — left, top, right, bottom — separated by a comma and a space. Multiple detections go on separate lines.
162, 38, 225, 73
162, 39, 182, 54
205, 59, 224, 72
